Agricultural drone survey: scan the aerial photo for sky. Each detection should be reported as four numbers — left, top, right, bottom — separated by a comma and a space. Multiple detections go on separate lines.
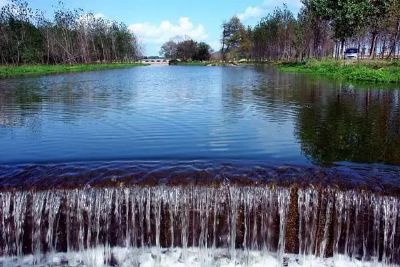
2, 0, 303, 56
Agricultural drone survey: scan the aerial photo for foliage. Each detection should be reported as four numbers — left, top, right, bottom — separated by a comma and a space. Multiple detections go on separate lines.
159, 39, 212, 61
176, 39, 197, 61
159, 41, 178, 59
0, 63, 146, 79
311, 0, 369, 39
221, 16, 248, 60
222, 0, 400, 61
193, 42, 212, 61
252, 5, 297, 61
279, 59, 400, 83
0, 0, 141, 65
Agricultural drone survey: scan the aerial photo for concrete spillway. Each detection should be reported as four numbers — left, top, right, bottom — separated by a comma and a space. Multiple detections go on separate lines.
0, 162, 399, 266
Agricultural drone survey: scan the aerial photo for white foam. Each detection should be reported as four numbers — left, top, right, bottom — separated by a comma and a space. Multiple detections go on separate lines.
0, 247, 395, 267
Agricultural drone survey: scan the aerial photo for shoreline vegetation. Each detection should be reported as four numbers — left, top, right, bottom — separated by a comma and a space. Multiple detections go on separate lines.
0, 63, 146, 79
170, 59, 400, 84
277, 60, 400, 83
2, 59, 399, 84
168, 60, 238, 66
3, 59, 399, 84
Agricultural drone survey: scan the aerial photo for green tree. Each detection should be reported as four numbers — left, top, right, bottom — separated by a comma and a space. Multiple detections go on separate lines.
252, 6, 297, 60
221, 16, 245, 60
176, 39, 197, 61
386, 0, 400, 58
193, 42, 212, 61
160, 39, 213, 61
366, 0, 386, 58
239, 26, 253, 59
0, 0, 140, 65
308, 0, 370, 57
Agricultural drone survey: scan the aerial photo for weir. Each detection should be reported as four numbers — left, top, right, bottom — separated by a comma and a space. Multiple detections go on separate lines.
0, 162, 399, 266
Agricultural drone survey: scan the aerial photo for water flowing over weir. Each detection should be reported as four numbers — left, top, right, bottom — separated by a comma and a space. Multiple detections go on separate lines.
0, 162, 400, 266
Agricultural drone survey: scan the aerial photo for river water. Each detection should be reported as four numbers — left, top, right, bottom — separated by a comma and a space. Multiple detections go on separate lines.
0, 65, 400, 266
0, 65, 399, 165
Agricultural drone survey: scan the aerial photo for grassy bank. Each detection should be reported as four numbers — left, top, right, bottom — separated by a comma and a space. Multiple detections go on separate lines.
0, 63, 147, 79
169, 60, 208, 66
178, 61, 208, 66
169, 60, 240, 67
278, 59, 400, 83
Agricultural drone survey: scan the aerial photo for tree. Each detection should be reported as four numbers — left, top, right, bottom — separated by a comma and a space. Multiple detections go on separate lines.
221, 16, 245, 60
367, 0, 387, 58
386, 0, 400, 58
160, 39, 212, 61
220, 0, 400, 61
299, 1, 333, 58
176, 39, 197, 61
308, 0, 370, 57
0, 0, 140, 65
193, 42, 211, 61
252, 6, 297, 61
0, 0, 44, 64
159, 40, 178, 59
239, 26, 253, 59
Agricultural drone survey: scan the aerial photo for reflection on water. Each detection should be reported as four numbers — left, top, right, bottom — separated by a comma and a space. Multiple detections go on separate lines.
0, 66, 399, 166
296, 83, 400, 165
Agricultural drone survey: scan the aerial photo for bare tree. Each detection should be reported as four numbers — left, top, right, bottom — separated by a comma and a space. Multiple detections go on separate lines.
0, 0, 140, 65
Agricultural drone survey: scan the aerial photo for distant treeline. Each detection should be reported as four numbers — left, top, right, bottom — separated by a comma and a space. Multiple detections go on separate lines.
221, 0, 400, 61
160, 39, 212, 61
0, 0, 140, 65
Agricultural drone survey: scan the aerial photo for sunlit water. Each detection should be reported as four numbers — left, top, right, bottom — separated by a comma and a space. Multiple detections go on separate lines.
0, 65, 399, 166
1, 66, 400, 267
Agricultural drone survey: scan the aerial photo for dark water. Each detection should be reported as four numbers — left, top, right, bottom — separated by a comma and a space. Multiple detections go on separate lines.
1, 66, 400, 265
0, 65, 399, 166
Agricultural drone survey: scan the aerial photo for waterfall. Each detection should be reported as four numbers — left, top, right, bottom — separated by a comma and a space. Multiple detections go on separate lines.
0, 184, 399, 266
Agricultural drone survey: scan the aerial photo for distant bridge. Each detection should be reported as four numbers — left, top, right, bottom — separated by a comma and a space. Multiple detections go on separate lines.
141, 58, 170, 65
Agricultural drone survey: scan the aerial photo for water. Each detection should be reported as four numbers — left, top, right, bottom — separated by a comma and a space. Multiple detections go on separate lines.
0, 65, 399, 165
0, 184, 399, 266
1, 66, 400, 266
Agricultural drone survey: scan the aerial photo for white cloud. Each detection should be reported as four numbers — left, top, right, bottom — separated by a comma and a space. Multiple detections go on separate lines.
238, 6, 264, 21
129, 17, 208, 44
238, 0, 303, 21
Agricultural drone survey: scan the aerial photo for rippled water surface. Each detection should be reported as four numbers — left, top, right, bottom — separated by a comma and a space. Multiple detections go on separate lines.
0, 65, 399, 165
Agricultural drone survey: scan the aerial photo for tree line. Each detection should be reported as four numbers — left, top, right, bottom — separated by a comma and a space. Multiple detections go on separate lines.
159, 39, 212, 61
221, 0, 400, 61
0, 0, 140, 65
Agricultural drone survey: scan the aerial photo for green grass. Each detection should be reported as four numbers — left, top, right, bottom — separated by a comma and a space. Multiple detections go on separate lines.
169, 60, 208, 66
0, 63, 147, 79
278, 59, 400, 83
170, 60, 241, 66
180, 61, 208, 66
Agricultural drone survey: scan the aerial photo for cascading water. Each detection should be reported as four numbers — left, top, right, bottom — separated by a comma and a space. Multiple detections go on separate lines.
0, 186, 399, 266
0, 162, 399, 266
0, 187, 289, 258
297, 188, 400, 264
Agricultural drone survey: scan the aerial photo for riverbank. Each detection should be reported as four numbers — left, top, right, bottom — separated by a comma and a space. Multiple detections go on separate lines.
0, 63, 147, 79
169, 60, 238, 66
278, 59, 400, 83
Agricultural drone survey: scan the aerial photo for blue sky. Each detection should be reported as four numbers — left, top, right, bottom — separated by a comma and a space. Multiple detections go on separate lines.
4, 0, 303, 55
